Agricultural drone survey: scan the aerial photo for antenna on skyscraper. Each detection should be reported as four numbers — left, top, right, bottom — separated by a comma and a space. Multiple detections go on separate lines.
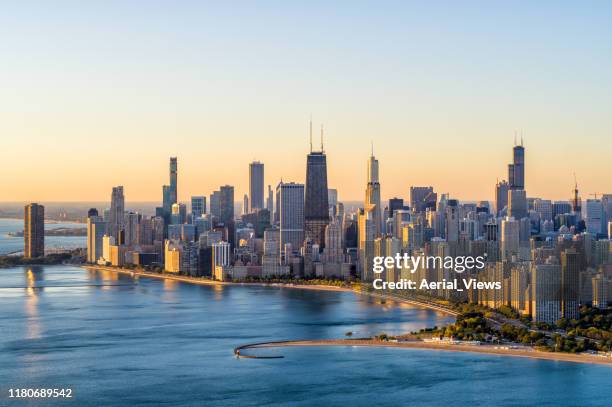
371, 140, 374, 157
309, 115, 313, 153
320, 124, 324, 152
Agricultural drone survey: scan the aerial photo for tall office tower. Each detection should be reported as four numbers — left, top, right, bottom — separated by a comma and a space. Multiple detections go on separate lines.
24, 203, 44, 258
501, 217, 519, 261
162, 185, 172, 219
124, 212, 141, 246
388, 198, 404, 218
560, 249, 580, 320
324, 220, 343, 263
508, 189, 528, 220
571, 178, 582, 219
533, 199, 553, 222
86, 216, 107, 262
586, 199, 604, 235
219, 186, 234, 224
277, 182, 305, 253
266, 185, 274, 214
209, 190, 221, 219
304, 126, 329, 249
444, 199, 459, 242
365, 150, 382, 237
87, 208, 99, 218
508, 140, 525, 190
410, 186, 436, 213
243, 194, 249, 215
169, 157, 178, 204
358, 208, 376, 281
219, 185, 235, 247
109, 186, 125, 241
531, 258, 562, 324
249, 161, 264, 212
495, 180, 509, 216
191, 196, 206, 219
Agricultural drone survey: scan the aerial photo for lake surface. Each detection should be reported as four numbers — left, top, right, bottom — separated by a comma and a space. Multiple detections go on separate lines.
0, 218, 86, 255
0, 265, 610, 406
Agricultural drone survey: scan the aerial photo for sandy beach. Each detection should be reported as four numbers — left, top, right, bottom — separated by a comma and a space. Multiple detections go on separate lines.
237, 339, 612, 366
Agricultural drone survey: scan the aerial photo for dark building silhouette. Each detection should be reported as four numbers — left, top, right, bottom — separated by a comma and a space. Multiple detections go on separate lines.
219, 185, 235, 248
249, 161, 264, 212
87, 208, 99, 218
508, 142, 525, 190
304, 146, 329, 250
561, 249, 580, 320
24, 203, 44, 258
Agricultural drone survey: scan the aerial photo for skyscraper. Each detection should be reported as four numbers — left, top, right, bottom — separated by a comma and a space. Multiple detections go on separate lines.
561, 249, 580, 320
586, 199, 604, 235
365, 149, 382, 237
169, 157, 178, 204
410, 186, 436, 213
109, 186, 125, 241
191, 196, 206, 218
501, 217, 519, 261
508, 140, 525, 190
210, 190, 221, 219
508, 189, 528, 220
277, 182, 305, 253
495, 180, 509, 215
249, 161, 264, 212
24, 203, 44, 258
219, 185, 235, 247
304, 124, 329, 249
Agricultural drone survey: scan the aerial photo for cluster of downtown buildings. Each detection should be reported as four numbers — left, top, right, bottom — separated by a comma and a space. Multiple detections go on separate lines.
79, 135, 612, 324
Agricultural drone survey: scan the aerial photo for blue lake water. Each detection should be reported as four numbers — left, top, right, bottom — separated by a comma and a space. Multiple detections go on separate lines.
0, 218, 86, 255
0, 265, 610, 406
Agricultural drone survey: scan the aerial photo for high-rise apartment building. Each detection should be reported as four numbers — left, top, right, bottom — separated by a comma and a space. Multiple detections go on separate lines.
560, 249, 580, 320
249, 161, 264, 212
277, 182, 304, 254
531, 258, 561, 324
109, 186, 125, 241
87, 214, 107, 263
24, 203, 44, 258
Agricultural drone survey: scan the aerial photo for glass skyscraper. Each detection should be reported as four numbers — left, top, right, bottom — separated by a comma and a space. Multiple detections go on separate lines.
304, 150, 329, 249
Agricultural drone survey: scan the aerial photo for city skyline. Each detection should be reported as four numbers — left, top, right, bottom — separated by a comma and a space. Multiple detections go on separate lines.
2, 2, 612, 202
3, 136, 610, 204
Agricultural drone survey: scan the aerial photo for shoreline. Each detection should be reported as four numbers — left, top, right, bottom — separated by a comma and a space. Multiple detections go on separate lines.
82, 265, 611, 366
236, 339, 612, 366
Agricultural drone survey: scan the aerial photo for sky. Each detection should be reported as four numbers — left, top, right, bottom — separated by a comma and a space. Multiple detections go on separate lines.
2, 1, 611, 204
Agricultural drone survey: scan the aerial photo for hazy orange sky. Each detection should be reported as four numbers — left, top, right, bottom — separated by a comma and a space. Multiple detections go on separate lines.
2, 2, 611, 203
